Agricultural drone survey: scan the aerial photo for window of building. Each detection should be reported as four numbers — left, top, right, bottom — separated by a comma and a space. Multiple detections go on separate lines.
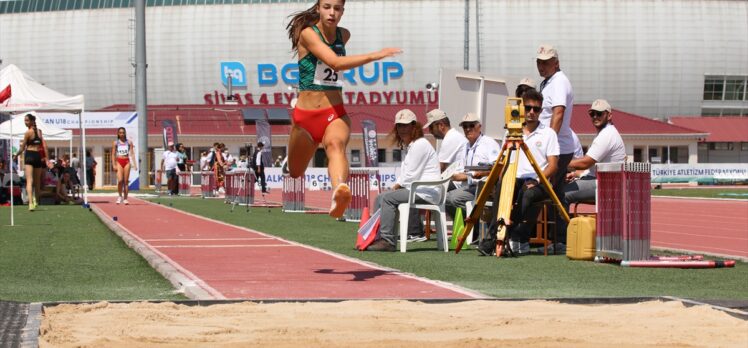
710, 142, 734, 151
377, 149, 387, 163
725, 78, 746, 101
741, 143, 748, 151
350, 149, 361, 164
703, 77, 724, 101
392, 149, 402, 162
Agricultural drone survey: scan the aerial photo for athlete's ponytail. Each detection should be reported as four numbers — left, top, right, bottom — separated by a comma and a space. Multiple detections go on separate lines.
26, 113, 37, 134
286, 1, 321, 53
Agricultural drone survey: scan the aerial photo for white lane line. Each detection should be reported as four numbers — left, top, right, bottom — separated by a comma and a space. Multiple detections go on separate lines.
155, 244, 296, 248
145, 237, 277, 242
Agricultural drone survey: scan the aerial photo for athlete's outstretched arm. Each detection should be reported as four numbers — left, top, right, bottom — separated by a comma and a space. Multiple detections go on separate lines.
299, 27, 400, 72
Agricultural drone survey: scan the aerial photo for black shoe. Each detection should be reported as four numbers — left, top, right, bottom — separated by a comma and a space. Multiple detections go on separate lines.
366, 239, 396, 252
477, 239, 496, 256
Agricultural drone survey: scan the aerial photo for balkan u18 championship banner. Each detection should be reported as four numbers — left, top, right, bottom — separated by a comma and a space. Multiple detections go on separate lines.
361, 119, 379, 167
37, 112, 140, 190
162, 119, 178, 148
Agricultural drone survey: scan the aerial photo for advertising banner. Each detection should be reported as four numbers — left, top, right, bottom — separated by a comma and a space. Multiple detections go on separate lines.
651, 163, 748, 184
162, 119, 178, 148
256, 118, 272, 167
361, 119, 379, 167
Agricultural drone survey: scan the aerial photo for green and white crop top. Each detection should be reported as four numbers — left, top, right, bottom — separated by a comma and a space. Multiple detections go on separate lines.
298, 25, 346, 91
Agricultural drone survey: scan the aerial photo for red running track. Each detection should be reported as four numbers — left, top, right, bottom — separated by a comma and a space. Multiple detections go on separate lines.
256, 189, 748, 259
93, 197, 479, 300
649, 197, 748, 259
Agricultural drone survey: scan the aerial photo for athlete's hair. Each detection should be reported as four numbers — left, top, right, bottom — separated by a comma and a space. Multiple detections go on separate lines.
116, 127, 127, 140
25, 113, 38, 136
286, 0, 345, 54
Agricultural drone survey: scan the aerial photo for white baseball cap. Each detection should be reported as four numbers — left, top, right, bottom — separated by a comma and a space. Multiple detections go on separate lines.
423, 109, 448, 128
589, 99, 612, 112
536, 44, 559, 60
395, 109, 417, 124
459, 113, 480, 126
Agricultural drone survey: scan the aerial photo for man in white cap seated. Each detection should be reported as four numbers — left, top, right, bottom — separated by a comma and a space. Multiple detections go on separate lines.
445, 112, 501, 220
565, 99, 626, 203
423, 109, 468, 184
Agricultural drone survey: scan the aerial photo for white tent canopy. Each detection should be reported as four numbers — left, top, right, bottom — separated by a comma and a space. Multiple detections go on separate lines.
0, 64, 83, 112
0, 64, 86, 226
0, 113, 73, 140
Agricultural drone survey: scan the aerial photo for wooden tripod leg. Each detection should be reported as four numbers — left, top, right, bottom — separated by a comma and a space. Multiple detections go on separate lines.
519, 143, 571, 223
454, 144, 510, 254
494, 144, 520, 258
424, 210, 432, 240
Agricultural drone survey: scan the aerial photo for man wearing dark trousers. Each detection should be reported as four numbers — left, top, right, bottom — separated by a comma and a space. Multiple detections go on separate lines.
251, 142, 268, 193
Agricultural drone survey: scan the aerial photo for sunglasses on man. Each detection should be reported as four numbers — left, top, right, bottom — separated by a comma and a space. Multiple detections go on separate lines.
461, 122, 479, 130
524, 105, 542, 113
588, 110, 606, 118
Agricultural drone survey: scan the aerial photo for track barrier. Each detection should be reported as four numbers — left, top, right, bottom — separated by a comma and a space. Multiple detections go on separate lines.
200, 171, 216, 198
224, 170, 256, 205
344, 169, 378, 222
595, 162, 651, 262
178, 172, 192, 196
282, 174, 305, 212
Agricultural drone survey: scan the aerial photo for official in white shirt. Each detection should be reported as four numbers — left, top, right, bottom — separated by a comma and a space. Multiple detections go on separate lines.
565, 99, 627, 203
423, 108, 468, 187
368, 109, 441, 252
445, 113, 501, 219
499, 89, 560, 255
160, 142, 180, 195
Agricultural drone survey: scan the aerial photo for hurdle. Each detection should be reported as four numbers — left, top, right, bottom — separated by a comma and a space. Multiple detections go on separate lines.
282, 174, 305, 213
344, 169, 377, 222
178, 172, 192, 196
595, 162, 651, 262
225, 170, 255, 205
200, 171, 216, 198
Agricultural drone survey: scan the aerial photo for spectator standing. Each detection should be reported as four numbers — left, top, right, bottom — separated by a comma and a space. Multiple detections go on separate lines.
70, 152, 80, 181
161, 142, 180, 195
367, 109, 441, 252
176, 143, 188, 172
251, 142, 268, 193
85, 150, 97, 191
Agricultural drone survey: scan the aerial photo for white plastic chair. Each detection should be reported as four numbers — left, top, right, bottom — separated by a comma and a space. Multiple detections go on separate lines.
397, 176, 451, 253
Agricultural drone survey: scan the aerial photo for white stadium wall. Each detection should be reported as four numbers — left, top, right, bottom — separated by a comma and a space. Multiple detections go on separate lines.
1, 0, 747, 118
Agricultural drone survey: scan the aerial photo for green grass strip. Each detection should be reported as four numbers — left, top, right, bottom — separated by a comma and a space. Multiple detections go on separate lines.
152, 197, 748, 300
652, 188, 748, 199
0, 204, 186, 302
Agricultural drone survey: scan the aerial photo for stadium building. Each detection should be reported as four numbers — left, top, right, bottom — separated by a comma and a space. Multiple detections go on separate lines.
1, 0, 747, 187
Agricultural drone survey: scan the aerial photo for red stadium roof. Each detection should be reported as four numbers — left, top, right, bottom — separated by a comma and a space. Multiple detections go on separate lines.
669, 116, 748, 142
570, 105, 703, 136
90, 104, 704, 138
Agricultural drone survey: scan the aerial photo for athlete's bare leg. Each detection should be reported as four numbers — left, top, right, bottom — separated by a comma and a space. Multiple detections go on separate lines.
287, 125, 318, 179
323, 116, 352, 218
121, 163, 131, 200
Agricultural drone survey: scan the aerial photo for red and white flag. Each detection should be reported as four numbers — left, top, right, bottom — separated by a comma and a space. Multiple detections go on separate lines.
0, 85, 10, 103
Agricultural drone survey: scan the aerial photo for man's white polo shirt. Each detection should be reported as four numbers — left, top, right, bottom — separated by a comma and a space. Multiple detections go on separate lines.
438, 128, 468, 171
539, 70, 575, 155
516, 124, 560, 180
163, 150, 179, 171
586, 124, 626, 177
465, 134, 501, 168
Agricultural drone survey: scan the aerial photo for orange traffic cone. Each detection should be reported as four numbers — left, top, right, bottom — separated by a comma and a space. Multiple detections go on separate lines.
355, 207, 370, 249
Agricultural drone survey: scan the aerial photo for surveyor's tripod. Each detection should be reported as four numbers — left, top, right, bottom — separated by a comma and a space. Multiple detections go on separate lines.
454, 133, 571, 257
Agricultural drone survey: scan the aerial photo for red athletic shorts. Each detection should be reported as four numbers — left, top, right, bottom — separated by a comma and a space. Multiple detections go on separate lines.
292, 104, 347, 143
116, 157, 130, 168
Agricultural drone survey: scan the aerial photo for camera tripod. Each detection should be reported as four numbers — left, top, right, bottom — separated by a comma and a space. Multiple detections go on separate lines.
453, 133, 571, 257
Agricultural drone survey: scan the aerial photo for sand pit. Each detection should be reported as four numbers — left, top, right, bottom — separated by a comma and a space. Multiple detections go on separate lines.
39, 300, 747, 347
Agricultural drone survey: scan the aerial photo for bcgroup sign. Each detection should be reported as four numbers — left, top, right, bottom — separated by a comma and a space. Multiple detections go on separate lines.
219, 61, 404, 87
